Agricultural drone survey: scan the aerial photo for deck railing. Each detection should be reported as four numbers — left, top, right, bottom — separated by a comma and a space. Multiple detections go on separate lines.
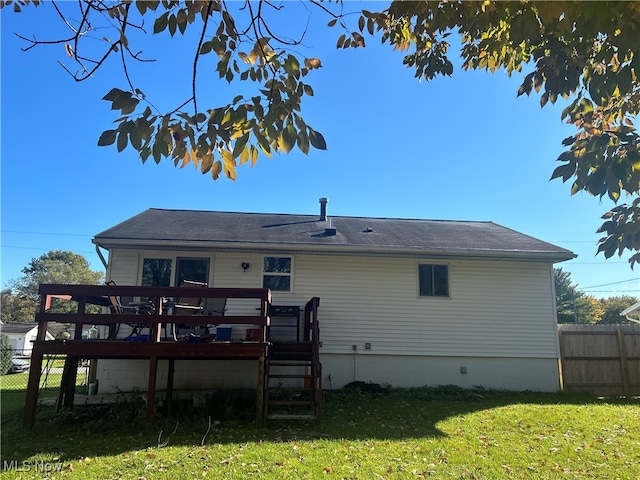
26, 285, 322, 428
36, 283, 272, 343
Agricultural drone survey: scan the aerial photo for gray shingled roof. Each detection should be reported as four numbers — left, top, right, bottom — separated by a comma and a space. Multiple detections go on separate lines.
93, 208, 575, 262
1, 323, 39, 334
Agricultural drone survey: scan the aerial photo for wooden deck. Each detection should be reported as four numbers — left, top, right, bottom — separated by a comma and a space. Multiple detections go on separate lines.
23, 284, 321, 428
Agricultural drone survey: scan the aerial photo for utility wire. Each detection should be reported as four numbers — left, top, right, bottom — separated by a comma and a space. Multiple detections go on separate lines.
1, 230, 92, 237
0, 245, 97, 255
581, 278, 640, 289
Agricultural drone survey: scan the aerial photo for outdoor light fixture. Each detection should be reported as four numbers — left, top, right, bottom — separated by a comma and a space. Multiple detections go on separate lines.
241, 262, 250, 272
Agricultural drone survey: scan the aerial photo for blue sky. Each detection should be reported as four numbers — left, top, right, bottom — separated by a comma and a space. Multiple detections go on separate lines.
1, 2, 638, 298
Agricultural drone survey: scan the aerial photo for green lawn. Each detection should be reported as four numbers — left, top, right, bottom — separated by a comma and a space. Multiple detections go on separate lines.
1, 386, 638, 479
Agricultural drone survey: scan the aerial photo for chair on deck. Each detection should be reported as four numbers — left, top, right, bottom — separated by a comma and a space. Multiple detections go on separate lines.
203, 296, 227, 316
105, 281, 151, 340
172, 280, 207, 339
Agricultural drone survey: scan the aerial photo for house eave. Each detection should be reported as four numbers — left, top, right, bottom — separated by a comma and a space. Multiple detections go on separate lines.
93, 237, 575, 263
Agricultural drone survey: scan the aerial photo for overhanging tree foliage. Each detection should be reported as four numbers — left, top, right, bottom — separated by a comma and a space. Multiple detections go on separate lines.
3, 0, 640, 265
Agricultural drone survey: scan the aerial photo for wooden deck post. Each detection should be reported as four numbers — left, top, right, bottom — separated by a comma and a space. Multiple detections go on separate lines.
57, 356, 73, 412
146, 355, 159, 423
256, 356, 265, 428
62, 356, 80, 409
23, 346, 44, 428
166, 358, 175, 414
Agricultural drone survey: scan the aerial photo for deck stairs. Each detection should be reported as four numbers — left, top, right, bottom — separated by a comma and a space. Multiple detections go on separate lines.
264, 298, 321, 421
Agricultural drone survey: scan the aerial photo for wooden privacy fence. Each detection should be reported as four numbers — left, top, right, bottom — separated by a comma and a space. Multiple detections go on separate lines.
558, 324, 640, 397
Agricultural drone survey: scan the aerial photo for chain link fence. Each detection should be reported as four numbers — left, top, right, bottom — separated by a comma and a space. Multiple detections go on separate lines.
0, 349, 90, 393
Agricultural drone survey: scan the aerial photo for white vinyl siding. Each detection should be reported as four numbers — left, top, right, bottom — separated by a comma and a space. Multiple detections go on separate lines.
290, 255, 558, 358
105, 249, 557, 358
106, 250, 140, 285
99, 247, 561, 393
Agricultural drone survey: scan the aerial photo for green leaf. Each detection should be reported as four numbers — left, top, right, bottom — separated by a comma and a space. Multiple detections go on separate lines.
297, 131, 309, 155
153, 12, 168, 34
249, 145, 259, 166
102, 88, 125, 102
97, 129, 117, 146
586, 168, 607, 196
255, 131, 271, 153
168, 14, 177, 37
232, 133, 249, 157
570, 181, 582, 195
280, 125, 297, 153
120, 97, 140, 115
116, 131, 128, 152
129, 127, 142, 150
239, 145, 250, 165
308, 129, 327, 150
284, 55, 300, 75
200, 41, 212, 55
550, 163, 575, 182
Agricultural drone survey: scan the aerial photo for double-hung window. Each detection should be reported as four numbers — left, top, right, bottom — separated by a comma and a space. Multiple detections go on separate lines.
418, 264, 449, 297
262, 256, 292, 292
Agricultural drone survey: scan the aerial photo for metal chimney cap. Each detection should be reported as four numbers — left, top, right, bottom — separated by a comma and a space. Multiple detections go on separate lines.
319, 197, 329, 221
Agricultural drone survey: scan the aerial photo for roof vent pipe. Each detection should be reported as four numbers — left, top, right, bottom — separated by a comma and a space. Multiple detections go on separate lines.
319, 197, 329, 221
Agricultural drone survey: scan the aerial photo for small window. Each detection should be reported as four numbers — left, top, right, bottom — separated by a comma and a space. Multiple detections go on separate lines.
263, 256, 292, 292
419, 264, 449, 297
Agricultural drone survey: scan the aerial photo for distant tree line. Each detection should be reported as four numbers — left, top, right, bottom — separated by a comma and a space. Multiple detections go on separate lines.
554, 268, 638, 324
1, 250, 104, 323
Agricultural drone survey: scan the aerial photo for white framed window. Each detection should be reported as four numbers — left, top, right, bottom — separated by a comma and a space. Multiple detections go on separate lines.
262, 256, 292, 292
418, 263, 449, 297
140, 256, 211, 286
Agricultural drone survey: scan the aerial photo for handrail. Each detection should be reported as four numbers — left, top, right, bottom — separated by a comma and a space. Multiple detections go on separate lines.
36, 284, 272, 343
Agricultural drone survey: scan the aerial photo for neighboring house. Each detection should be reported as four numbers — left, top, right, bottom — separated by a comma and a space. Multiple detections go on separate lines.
1, 323, 54, 356
91, 199, 575, 394
621, 302, 640, 324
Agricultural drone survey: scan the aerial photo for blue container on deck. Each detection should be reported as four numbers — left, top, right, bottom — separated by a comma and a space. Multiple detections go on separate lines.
216, 325, 232, 341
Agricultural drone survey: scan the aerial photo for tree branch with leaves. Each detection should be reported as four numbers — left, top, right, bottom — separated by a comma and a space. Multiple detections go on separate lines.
3, 0, 640, 266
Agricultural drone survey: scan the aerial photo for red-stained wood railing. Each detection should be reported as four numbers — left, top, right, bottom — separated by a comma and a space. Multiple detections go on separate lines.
24, 284, 273, 429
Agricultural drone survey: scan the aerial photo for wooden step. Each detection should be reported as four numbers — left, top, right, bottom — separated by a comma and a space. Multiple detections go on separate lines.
270, 344, 314, 356
268, 400, 315, 406
267, 374, 311, 379
266, 414, 317, 420
269, 360, 311, 366
270, 354, 313, 362
267, 387, 314, 392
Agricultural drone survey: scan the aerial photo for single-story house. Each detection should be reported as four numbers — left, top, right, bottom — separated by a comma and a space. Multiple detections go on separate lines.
90, 199, 575, 394
1, 323, 54, 356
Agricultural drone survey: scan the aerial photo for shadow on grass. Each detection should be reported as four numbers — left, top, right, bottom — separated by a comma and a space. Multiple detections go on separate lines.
1, 385, 638, 464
